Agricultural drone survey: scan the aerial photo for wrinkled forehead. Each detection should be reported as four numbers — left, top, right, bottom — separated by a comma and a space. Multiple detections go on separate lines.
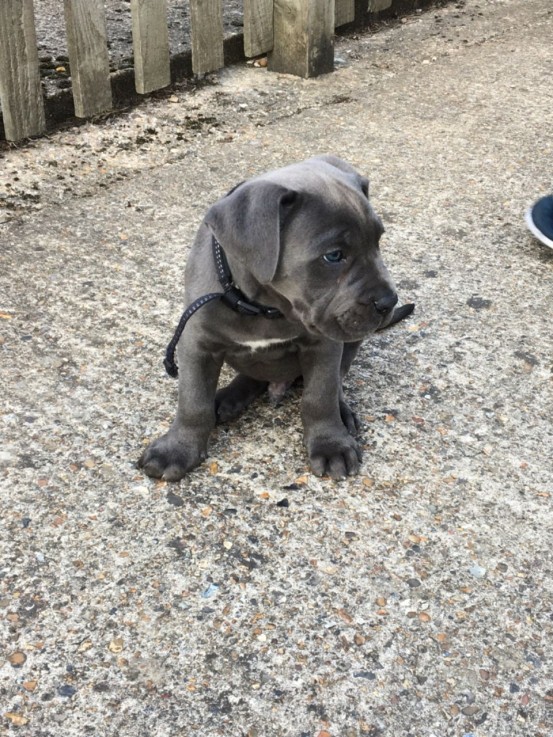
257, 161, 379, 234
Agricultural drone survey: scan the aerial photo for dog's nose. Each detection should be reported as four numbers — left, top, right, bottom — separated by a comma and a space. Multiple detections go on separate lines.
373, 290, 398, 315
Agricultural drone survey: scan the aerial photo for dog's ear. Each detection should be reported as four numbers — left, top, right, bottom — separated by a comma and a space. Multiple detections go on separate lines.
205, 180, 299, 284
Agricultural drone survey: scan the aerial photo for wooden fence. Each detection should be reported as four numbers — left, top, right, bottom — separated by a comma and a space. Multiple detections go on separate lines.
0, 0, 389, 143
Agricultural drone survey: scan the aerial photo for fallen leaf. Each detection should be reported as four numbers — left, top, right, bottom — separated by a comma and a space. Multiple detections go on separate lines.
209, 461, 218, 474
23, 681, 37, 692
0, 311, 13, 319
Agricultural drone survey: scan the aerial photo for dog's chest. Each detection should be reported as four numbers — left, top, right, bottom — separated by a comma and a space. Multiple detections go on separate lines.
224, 335, 301, 383
237, 337, 296, 352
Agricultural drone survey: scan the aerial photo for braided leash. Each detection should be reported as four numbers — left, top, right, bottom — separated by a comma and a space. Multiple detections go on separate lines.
163, 235, 283, 378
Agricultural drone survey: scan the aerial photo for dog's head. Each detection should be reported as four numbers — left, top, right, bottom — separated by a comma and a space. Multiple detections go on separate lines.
205, 155, 399, 342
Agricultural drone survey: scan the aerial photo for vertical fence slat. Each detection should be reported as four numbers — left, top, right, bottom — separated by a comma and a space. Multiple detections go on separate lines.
270, 0, 335, 78
368, 0, 392, 11
335, 0, 355, 27
131, 0, 171, 94
189, 0, 224, 75
244, 0, 273, 58
0, 0, 45, 141
64, 0, 112, 118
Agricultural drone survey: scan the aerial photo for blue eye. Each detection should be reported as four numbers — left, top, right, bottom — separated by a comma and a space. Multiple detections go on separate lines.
323, 249, 345, 264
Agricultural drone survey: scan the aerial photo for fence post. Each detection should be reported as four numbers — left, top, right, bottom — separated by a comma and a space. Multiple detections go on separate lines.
0, 0, 45, 141
368, 0, 392, 11
335, 0, 355, 27
189, 0, 224, 75
131, 0, 171, 94
64, 0, 112, 118
270, 0, 335, 78
244, 0, 273, 58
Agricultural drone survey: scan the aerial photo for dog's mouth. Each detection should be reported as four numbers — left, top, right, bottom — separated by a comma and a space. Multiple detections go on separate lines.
289, 296, 391, 342
307, 309, 383, 343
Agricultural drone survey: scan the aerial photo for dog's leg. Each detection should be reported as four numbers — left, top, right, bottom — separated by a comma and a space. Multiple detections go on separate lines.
300, 342, 362, 480
338, 341, 362, 435
139, 337, 223, 481
340, 341, 362, 376
215, 374, 268, 423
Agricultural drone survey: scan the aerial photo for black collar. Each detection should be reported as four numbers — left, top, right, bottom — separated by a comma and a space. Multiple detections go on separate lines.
212, 235, 283, 319
163, 235, 283, 378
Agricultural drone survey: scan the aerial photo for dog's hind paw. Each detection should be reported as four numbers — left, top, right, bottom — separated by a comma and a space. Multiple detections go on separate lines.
138, 433, 205, 481
215, 375, 268, 424
339, 399, 359, 436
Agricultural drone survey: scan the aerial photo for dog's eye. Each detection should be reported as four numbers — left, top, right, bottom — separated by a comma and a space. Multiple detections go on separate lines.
323, 249, 345, 264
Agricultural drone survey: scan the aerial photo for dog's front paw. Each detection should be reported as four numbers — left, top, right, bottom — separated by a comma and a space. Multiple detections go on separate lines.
307, 432, 362, 480
138, 432, 205, 481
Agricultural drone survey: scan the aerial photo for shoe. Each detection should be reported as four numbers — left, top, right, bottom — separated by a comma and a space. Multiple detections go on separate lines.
525, 194, 553, 249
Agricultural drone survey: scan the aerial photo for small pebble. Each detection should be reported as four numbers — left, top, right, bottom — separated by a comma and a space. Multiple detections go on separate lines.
202, 583, 219, 598
58, 685, 77, 698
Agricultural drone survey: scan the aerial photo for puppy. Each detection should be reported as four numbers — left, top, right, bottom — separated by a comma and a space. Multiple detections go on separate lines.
139, 155, 413, 481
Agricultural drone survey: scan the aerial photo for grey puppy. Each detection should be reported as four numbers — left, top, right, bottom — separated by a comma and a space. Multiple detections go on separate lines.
139, 155, 413, 481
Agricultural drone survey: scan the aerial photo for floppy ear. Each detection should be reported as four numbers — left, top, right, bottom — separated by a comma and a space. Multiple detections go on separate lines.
204, 180, 299, 284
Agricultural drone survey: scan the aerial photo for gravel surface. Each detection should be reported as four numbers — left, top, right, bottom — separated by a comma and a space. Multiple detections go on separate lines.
1, 1, 552, 736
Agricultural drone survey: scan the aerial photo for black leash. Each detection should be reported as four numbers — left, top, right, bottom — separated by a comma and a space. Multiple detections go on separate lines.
163, 235, 283, 378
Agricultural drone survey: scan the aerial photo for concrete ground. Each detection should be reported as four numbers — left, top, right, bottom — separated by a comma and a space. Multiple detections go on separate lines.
1, 0, 552, 735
